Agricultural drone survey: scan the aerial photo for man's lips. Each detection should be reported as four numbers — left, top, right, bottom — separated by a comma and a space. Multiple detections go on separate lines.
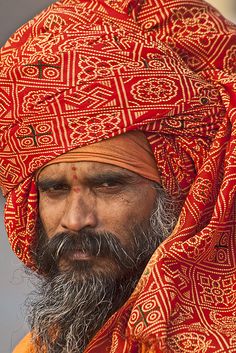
62, 249, 94, 261
70, 250, 93, 261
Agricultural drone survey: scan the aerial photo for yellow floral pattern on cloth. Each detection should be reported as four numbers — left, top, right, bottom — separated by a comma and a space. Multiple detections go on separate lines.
224, 45, 236, 73
0, 0, 235, 353
170, 7, 217, 43
130, 78, 178, 103
167, 332, 212, 353
68, 113, 122, 145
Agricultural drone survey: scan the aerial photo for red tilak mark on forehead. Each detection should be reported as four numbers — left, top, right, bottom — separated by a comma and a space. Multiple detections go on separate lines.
73, 187, 80, 193
71, 166, 77, 171
73, 174, 78, 180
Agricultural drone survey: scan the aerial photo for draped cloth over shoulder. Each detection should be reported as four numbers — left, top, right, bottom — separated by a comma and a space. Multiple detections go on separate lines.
0, 0, 235, 352
12, 333, 36, 353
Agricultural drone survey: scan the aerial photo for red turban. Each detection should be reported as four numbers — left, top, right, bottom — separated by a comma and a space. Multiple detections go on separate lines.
0, 0, 235, 352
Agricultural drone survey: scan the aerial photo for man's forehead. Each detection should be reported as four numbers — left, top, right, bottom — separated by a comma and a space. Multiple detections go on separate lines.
37, 161, 140, 181
36, 132, 160, 184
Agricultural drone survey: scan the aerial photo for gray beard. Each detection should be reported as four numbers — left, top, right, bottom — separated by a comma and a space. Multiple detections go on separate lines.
26, 184, 179, 353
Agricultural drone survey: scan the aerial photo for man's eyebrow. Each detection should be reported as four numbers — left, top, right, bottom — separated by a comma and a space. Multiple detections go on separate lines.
86, 171, 139, 184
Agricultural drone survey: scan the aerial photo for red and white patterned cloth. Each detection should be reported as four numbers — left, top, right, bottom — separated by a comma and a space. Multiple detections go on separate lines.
0, 0, 236, 352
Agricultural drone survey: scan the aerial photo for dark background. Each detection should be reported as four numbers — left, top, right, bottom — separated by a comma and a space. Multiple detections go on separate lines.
0, 1, 235, 352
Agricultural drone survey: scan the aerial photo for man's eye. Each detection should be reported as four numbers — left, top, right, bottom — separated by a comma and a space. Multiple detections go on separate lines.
50, 185, 68, 191
95, 180, 124, 192
101, 182, 119, 187
40, 184, 69, 194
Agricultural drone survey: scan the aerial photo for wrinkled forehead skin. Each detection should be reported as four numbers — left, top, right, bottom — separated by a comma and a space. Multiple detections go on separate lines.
0, 0, 232, 267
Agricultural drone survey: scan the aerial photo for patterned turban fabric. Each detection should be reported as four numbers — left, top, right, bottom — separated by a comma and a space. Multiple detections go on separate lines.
0, 0, 236, 352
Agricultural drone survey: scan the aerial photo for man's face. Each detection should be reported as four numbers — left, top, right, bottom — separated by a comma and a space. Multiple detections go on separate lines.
37, 161, 157, 277
31, 162, 177, 353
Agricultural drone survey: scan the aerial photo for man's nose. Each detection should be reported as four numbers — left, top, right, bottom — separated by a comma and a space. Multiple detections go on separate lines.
60, 190, 97, 232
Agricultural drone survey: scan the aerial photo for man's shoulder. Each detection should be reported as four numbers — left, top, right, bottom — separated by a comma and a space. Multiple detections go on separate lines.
12, 333, 35, 353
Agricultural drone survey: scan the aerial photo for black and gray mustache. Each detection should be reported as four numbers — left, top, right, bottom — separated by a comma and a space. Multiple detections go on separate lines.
50, 230, 124, 259
36, 229, 137, 275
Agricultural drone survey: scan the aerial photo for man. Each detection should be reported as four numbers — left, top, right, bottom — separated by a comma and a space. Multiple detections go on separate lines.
25, 132, 179, 353
0, 0, 235, 352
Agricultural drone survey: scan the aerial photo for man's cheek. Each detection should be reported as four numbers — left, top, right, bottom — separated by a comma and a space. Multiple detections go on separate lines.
39, 207, 61, 239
